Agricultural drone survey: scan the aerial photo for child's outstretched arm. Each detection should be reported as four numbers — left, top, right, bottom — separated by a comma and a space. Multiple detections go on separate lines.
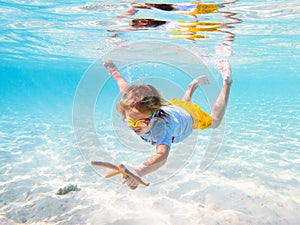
123, 144, 170, 189
138, 144, 170, 176
103, 60, 128, 95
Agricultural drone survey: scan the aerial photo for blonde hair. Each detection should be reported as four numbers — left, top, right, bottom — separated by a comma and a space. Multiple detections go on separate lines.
117, 84, 167, 117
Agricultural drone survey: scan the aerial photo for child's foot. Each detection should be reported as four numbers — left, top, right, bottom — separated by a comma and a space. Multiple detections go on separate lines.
191, 75, 210, 88
103, 60, 119, 76
188, 75, 209, 96
215, 59, 232, 85
182, 75, 209, 102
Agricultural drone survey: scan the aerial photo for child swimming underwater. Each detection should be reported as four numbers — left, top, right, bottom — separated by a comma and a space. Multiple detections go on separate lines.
104, 59, 232, 189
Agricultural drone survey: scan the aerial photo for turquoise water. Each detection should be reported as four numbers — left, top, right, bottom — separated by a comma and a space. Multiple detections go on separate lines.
1, 0, 300, 224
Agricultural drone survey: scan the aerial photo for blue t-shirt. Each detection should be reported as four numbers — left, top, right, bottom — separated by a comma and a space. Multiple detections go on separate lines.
140, 105, 193, 147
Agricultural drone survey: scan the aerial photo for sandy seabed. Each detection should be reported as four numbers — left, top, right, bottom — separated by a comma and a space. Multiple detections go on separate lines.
1, 105, 300, 225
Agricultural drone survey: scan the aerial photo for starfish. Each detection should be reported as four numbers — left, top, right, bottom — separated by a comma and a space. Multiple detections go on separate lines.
91, 161, 150, 187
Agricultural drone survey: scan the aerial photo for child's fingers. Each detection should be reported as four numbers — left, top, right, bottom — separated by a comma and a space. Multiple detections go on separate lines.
103, 59, 112, 66
129, 184, 138, 190
123, 176, 139, 190
128, 179, 139, 190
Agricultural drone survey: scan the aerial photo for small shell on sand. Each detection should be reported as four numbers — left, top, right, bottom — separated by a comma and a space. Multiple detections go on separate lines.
56, 184, 81, 195
24, 191, 30, 200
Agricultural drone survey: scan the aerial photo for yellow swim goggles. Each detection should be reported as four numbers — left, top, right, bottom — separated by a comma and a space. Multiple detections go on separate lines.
125, 111, 156, 128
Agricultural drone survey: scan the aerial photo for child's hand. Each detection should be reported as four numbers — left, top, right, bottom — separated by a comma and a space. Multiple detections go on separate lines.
103, 59, 117, 71
104, 59, 119, 72
122, 168, 141, 190
123, 176, 139, 190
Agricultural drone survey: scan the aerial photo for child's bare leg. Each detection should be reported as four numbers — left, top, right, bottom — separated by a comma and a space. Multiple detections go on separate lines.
182, 75, 209, 102
210, 59, 232, 128
104, 60, 128, 95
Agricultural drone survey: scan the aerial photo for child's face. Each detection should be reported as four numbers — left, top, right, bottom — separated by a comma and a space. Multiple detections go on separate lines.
124, 108, 155, 136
